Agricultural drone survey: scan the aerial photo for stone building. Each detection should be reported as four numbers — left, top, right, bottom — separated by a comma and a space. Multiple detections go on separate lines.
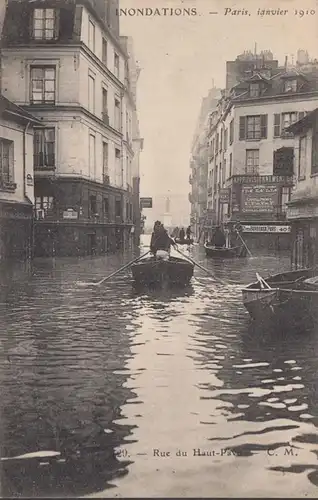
206, 63, 318, 250
1, 0, 141, 257
189, 86, 221, 241
286, 108, 318, 269
0, 95, 42, 260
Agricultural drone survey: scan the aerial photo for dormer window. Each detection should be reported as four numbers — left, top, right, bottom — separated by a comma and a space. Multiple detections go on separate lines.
284, 79, 297, 93
250, 83, 261, 97
32, 9, 58, 40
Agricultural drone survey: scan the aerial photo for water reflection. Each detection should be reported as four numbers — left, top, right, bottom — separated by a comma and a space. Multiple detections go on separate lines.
0, 249, 318, 497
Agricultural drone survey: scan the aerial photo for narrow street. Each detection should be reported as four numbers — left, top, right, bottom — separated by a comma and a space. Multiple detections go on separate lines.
1, 240, 318, 497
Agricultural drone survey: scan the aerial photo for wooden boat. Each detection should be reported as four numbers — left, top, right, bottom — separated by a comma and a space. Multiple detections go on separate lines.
131, 254, 194, 287
204, 243, 246, 258
174, 238, 194, 245
242, 268, 316, 327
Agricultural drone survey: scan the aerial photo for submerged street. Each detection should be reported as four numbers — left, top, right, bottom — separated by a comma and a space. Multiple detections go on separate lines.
1, 238, 318, 498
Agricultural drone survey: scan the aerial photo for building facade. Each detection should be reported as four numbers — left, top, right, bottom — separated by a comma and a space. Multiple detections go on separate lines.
189, 87, 221, 240
286, 109, 318, 269
0, 96, 42, 260
206, 64, 318, 250
1, 0, 141, 257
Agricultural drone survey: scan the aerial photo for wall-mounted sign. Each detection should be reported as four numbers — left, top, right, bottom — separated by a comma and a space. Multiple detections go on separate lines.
241, 184, 278, 213
140, 197, 153, 209
219, 188, 230, 204
63, 208, 78, 219
26, 174, 33, 186
242, 225, 291, 233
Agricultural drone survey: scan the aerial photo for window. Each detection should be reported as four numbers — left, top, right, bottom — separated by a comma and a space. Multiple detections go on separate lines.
88, 75, 95, 113
284, 79, 297, 93
245, 149, 259, 174
126, 202, 129, 220
33, 9, 57, 40
115, 199, 122, 217
229, 153, 232, 177
0, 139, 14, 185
126, 111, 129, 140
229, 119, 234, 145
249, 83, 260, 97
224, 129, 228, 151
282, 112, 298, 133
35, 196, 54, 214
274, 112, 304, 137
88, 20, 95, 52
103, 197, 109, 216
102, 38, 107, 65
215, 133, 219, 153
281, 187, 291, 214
89, 195, 97, 215
30, 67, 56, 104
114, 98, 121, 130
34, 128, 55, 169
102, 142, 109, 181
299, 136, 307, 179
102, 87, 108, 122
89, 134, 96, 178
312, 120, 318, 175
114, 54, 119, 78
220, 129, 223, 152
240, 115, 267, 140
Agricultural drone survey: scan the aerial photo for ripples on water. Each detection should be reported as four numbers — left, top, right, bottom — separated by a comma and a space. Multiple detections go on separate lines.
0, 244, 318, 497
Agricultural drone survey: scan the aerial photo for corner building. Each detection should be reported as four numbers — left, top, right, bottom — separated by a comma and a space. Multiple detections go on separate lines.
1, 0, 139, 257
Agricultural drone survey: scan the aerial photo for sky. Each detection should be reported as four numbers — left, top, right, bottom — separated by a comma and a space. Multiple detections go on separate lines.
119, 0, 318, 225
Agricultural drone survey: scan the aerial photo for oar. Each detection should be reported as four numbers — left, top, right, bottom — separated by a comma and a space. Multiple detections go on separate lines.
175, 247, 229, 284
235, 231, 253, 257
77, 251, 150, 287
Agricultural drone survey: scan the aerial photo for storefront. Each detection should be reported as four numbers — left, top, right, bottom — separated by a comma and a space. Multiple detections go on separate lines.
287, 201, 318, 270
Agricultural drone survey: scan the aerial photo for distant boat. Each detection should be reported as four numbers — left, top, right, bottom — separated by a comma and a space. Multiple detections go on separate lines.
131, 253, 194, 287
204, 242, 246, 258
242, 268, 317, 328
174, 238, 194, 245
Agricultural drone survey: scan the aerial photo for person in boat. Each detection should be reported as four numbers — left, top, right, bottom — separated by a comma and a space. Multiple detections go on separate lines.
179, 227, 185, 242
186, 226, 191, 239
210, 225, 226, 248
150, 221, 176, 259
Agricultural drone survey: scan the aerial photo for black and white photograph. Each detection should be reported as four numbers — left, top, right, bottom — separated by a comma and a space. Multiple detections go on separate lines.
1, 0, 318, 497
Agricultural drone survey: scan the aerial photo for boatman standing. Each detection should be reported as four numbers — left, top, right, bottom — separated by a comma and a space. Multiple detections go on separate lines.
150, 221, 176, 260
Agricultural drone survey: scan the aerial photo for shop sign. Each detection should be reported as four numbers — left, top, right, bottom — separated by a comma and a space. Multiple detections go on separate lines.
63, 208, 78, 219
219, 188, 230, 204
242, 225, 291, 233
241, 184, 277, 213
140, 197, 153, 209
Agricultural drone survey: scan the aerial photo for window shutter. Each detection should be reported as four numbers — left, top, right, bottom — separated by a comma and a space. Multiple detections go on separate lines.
274, 114, 281, 137
261, 114, 268, 139
239, 117, 246, 140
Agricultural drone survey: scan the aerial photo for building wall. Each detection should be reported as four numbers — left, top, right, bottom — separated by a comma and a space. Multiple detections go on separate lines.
0, 116, 34, 204
0, 115, 35, 260
231, 97, 318, 178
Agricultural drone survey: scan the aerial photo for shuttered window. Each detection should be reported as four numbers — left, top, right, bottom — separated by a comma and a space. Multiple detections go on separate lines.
229, 119, 234, 145
239, 115, 267, 140
274, 111, 306, 137
274, 114, 281, 137
312, 119, 318, 175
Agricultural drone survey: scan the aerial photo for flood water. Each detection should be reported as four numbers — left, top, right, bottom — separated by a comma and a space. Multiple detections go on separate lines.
1, 236, 318, 498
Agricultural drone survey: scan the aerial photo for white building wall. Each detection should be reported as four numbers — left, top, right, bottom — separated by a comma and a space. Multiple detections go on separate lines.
0, 117, 35, 204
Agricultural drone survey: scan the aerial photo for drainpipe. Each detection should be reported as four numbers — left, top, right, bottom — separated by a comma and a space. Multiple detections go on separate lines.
23, 121, 33, 259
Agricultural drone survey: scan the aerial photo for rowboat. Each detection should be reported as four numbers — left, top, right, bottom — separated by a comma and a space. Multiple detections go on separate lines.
204, 243, 246, 258
131, 254, 194, 287
174, 238, 194, 245
242, 268, 316, 327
